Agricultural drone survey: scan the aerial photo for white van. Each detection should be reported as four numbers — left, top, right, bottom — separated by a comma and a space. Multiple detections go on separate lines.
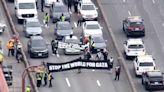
15, 0, 38, 24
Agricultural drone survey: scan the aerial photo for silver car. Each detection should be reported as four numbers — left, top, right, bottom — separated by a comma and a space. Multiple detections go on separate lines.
23, 18, 42, 37
63, 35, 82, 55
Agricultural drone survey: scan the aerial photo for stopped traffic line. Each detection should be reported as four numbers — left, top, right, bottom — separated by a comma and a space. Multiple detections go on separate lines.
65, 77, 71, 87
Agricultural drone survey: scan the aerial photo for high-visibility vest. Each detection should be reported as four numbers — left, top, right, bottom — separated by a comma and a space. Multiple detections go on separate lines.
61, 16, 65, 21
44, 15, 50, 22
48, 74, 53, 80
25, 87, 31, 92
0, 54, 3, 63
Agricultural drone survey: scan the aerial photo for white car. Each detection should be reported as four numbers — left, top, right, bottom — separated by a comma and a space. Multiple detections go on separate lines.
44, 0, 63, 7
63, 36, 82, 55
82, 21, 103, 38
78, 0, 98, 20
124, 38, 146, 59
133, 55, 156, 76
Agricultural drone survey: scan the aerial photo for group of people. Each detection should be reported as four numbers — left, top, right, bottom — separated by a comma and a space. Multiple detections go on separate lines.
36, 69, 54, 88
6, 35, 23, 63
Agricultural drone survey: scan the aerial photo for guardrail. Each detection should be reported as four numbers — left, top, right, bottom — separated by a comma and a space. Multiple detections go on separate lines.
96, 0, 137, 92
0, 0, 39, 92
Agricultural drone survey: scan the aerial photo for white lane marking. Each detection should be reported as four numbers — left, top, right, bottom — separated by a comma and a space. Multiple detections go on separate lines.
96, 80, 101, 87
69, 11, 72, 14
128, 10, 131, 16
74, 22, 77, 28
123, 0, 126, 3
65, 77, 71, 87
92, 69, 95, 71
152, 0, 155, 4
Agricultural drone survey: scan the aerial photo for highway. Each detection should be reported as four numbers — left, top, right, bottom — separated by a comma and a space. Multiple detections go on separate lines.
0, 1, 31, 92
97, 0, 164, 92
5, 0, 133, 92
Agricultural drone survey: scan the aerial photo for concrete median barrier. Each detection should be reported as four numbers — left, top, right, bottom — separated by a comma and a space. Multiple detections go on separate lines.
0, 0, 39, 92
96, 0, 137, 92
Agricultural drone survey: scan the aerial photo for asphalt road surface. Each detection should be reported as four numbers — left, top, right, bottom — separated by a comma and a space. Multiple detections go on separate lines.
97, 0, 164, 92
0, 1, 31, 92
5, 0, 133, 92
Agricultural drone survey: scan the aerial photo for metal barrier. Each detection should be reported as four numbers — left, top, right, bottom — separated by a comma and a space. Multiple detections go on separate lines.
95, 0, 137, 92
0, 0, 39, 92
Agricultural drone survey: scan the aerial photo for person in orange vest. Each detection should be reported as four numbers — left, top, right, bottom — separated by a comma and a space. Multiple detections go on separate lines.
6, 40, 15, 56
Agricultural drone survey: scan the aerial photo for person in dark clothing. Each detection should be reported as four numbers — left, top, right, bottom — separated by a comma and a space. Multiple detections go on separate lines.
84, 49, 91, 60
67, 0, 73, 12
43, 71, 48, 86
48, 72, 54, 87
51, 40, 58, 55
73, 0, 79, 13
41, 0, 45, 12
36, 72, 42, 87
103, 49, 108, 60
15, 48, 22, 63
36, 0, 39, 9
114, 65, 121, 80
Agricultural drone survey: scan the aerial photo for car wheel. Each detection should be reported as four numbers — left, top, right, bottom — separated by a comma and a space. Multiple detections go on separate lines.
124, 51, 128, 59
145, 84, 149, 91
30, 53, 33, 58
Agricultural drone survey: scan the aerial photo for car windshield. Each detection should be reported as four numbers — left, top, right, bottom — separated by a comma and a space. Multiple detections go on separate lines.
31, 39, 46, 48
58, 23, 71, 30
82, 5, 95, 10
93, 36, 104, 43
65, 39, 80, 44
130, 22, 144, 27
86, 24, 100, 29
54, 6, 67, 12
139, 62, 153, 66
27, 22, 40, 27
19, 3, 35, 9
128, 44, 143, 49
149, 76, 163, 81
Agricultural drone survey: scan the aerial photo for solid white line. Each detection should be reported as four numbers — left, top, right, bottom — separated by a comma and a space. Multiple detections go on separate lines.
74, 22, 77, 28
92, 69, 95, 71
162, 23, 164, 27
128, 10, 131, 16
123, 0, 126, 3
65, 77, 71, 87
96, 80, 101, 87
152, 0, 155, 4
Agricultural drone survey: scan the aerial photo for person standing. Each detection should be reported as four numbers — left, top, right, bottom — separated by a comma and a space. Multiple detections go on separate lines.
43, 13, 50, 27
60, 13, 65, 21
84, 48, 91, 60
103, 48, 108, 60
114, 65, 121, 81
36, 72, 42, 87
15, 47, 22, 63
43, 71, 48, 86
96, 49, 103, 60
73, 0, 79, 13
51, 40, 58, 56
6, 40, 15, 57
48, 72, 54, 87
41, 0, 45, 12
77, 13, 83, 26
67, 0, 73, 12
109, 57, 114, 69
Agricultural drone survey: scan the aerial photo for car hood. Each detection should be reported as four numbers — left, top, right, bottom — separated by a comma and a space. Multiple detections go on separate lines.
26, 27, 42, 34
84, 29, 102, 37
31, 47, 48, 52
53, 12, 70, 18
94, 42, 106, 49
81, 10, 97, 15
18, 9, 37, 15
57, 29, 73, 36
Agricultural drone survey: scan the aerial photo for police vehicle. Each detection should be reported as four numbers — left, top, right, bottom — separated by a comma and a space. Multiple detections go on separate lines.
124, 38, 146, 59
133, 55, 156, 76
122, 16, 145, 37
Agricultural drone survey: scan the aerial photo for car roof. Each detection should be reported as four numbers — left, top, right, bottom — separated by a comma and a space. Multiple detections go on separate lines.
16, 0, 35, 3
127, 38, 143, 45
30, 36, 43, 40
81, 0, 92, 4
85, 21, 99, 25
147, 71, 162, 77
127, 16, 143, 22
26, 18, 39, 22
54, 2, 64, 6
65, 35, 78, 40
137, 55, 154, 63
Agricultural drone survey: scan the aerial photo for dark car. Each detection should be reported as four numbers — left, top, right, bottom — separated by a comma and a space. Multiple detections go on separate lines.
27, 36, 49, 58
55, 21, 73, 40
142, 70, 164, 91
122, 16, 145, 37
50, 2, 70, 23
90, 36, 106, 53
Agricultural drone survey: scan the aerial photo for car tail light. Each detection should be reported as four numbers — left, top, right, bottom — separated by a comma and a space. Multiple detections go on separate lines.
139, 27, 144, 30
128, 27, 134, 30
